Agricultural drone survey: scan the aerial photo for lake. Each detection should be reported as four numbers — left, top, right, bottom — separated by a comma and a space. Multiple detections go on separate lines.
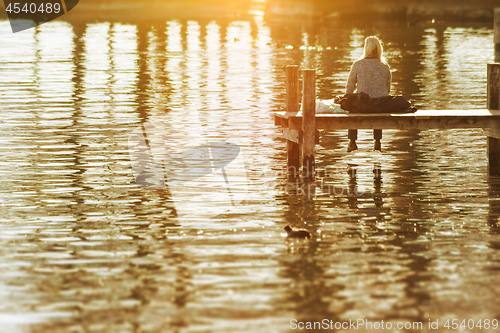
0, 5, 499, 333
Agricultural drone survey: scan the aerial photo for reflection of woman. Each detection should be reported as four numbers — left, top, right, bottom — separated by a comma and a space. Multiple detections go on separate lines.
346, 36, 391, 151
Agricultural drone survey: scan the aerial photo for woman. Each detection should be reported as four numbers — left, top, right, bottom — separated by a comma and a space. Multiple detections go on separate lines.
345, 36, 391, 151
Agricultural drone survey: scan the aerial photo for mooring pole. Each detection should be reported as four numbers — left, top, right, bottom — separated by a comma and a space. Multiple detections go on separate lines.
487, 63, 500, 175
495, 8, 500, 62
286, 65, 299, 114
302, 69, 316, 180
285, 65, 300, 177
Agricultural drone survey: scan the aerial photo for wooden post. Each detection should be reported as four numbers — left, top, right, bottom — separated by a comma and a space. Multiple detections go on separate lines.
286, 66, 300, 177
286, 65, 299, 113
489, 63, 500, 109
302, 69, 316, 180
287, 141, 300, 177
488, 63, 500, 175
495, 8, 500, 62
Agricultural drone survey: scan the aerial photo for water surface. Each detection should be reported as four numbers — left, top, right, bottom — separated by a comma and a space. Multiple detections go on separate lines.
0, 12, 499, 333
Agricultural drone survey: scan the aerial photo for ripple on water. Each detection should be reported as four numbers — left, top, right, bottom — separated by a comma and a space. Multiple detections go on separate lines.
0, 16, 499, 333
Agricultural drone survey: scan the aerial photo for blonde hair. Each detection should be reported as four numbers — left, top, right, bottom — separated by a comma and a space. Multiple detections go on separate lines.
363, 36, 383, 60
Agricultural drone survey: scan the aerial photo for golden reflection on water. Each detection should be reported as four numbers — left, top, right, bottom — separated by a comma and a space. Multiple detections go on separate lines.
0, 16, 499, 332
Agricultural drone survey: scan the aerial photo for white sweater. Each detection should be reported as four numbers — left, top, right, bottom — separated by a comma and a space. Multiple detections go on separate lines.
346, 58, 391, 99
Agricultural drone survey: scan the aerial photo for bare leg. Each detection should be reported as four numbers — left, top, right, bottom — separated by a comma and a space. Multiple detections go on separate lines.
374, 129, 382, 151
348, 129, 358, 152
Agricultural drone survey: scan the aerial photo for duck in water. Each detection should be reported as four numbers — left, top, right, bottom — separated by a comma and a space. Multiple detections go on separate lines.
284, 225, 311, 239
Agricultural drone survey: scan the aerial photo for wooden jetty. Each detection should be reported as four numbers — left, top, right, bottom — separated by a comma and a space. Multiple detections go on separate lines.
274, 63, 500, 179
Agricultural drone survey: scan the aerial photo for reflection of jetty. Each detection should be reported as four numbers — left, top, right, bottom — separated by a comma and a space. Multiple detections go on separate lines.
274, 64, 500, 179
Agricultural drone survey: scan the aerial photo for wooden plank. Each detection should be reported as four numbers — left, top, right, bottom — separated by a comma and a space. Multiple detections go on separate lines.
281, 117, 289, 128
280, 128, 316, 144
282, 129, 301, 143
314, 115, 500, 130
274, 115, 281, 126
288, 116, 301, 130
274, 112, 300, 129
275, 109, 500, 118
485, 128, 500, 140
274, 109, 500, 131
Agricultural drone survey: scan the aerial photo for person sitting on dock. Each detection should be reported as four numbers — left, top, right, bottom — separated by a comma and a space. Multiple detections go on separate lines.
345, 36, 391, 152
